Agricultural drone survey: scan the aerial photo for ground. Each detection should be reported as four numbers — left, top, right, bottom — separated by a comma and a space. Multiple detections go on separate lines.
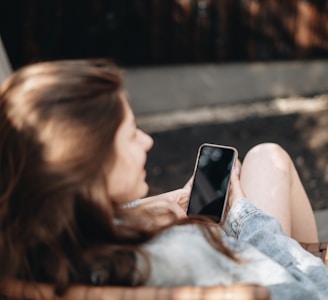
144, 98, 328, 211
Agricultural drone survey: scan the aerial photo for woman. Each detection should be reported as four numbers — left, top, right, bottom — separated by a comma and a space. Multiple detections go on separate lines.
0, 59, 327, 299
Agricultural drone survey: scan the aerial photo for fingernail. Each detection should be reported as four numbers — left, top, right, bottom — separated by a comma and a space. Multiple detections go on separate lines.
235, 166, 240, 176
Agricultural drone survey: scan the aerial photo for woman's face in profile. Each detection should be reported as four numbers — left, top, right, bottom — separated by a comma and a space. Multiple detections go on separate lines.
105, 94, 154, 205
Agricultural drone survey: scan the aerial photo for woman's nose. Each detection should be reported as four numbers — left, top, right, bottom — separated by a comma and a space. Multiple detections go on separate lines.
139, 129, 154, 151
145, 133, 154, 151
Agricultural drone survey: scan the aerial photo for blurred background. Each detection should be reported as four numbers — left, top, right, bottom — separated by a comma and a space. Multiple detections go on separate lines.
2, 0, 328, 68
0, 1, 328, 233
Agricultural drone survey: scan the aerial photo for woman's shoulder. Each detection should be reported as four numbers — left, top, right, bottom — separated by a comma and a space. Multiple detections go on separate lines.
139, 224, 239, 286
138, 224, 299, 289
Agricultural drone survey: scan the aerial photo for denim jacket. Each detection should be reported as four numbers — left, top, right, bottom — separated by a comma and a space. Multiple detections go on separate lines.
139, 199, 328, 300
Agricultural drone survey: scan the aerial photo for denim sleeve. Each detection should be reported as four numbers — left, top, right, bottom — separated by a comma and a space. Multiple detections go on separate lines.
224, 199, 328, 298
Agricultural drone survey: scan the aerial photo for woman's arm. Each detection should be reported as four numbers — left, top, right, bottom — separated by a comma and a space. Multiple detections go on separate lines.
122, 177, 192, 219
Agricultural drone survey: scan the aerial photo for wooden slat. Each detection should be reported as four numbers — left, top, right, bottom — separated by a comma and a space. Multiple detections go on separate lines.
0, 280, 270, 300
300, 242, 328, 267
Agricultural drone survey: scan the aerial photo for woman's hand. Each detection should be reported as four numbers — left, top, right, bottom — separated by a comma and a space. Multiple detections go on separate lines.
137, 181, 192, 219
228, 160, 246, 208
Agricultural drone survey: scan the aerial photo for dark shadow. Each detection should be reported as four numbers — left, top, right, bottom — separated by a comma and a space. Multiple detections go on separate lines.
146, 109, 328, 210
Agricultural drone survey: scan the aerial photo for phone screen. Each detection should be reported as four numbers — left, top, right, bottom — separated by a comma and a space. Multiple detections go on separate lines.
187, 144, 237, 223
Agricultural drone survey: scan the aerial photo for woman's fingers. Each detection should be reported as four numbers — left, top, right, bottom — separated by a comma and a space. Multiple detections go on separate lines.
137, 188, 190, 219
228, 166, 246, 207
234, 159, 242, 177
183, 176, 193, 189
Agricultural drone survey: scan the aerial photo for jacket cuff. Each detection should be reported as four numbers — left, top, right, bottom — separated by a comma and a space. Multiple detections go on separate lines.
224, 198, 261, 238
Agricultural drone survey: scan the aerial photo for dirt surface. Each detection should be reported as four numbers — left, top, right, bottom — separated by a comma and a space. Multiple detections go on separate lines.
145, 105, 328, 210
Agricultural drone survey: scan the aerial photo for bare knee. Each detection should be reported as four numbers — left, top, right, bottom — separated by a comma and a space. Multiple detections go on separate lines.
245, 143, 288, 158
243, 143, 292, 172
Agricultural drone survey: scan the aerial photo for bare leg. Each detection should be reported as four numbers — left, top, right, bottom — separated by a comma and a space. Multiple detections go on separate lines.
240, 143, 318, 243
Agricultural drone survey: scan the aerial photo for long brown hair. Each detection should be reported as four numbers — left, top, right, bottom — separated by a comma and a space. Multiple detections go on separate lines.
0, 59, 235, 295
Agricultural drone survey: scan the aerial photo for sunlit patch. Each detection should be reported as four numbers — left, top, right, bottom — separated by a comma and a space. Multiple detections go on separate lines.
38, 118, 91, 165
274, 97, 328, 114
6, 74, 61, 130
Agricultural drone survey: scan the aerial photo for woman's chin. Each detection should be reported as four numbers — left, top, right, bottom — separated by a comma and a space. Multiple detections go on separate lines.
138, 182, 149, 198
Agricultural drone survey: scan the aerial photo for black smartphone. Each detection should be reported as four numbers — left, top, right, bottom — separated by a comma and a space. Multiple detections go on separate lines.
187, 143, 238, 223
